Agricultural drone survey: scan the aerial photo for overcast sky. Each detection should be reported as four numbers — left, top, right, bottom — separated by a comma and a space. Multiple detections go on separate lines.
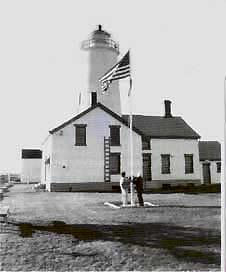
0, 0, 225, 173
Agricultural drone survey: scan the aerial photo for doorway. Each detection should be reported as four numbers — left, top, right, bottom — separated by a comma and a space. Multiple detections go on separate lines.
202, 163, 211, 184
142, 153, 152, 182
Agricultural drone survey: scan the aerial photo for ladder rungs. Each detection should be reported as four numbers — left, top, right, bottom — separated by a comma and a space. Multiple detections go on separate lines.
104, 137, 111, 182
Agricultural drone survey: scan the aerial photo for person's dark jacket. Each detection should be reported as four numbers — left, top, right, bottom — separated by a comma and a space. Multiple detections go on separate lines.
133, 176, 143, 192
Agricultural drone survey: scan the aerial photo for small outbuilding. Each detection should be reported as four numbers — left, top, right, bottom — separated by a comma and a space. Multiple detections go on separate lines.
21, 149, 42, 183
198, 141, 221, 184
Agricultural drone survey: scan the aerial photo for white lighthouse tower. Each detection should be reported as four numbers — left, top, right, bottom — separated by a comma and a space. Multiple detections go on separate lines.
81, 25, 121, 115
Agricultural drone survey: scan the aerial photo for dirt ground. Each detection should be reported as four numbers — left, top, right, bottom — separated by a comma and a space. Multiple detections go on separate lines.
0, 184, 221, 271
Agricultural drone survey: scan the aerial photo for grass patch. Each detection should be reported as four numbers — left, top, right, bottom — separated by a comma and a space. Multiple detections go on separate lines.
0, 184, 221, 271
1, 220, 221, 271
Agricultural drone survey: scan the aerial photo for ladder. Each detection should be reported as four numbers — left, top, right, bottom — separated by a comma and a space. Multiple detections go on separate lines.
104, 137, 111, 182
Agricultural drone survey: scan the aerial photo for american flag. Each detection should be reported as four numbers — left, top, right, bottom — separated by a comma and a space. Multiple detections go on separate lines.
99, 50, 131, 94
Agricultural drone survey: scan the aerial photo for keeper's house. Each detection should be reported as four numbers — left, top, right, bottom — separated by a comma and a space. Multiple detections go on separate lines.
41, 98, 202, 192
199, 141, 221, 184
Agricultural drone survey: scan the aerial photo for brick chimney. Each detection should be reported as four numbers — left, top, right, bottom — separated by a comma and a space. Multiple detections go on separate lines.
91, 92, 97, 107
164, 100, 172, 118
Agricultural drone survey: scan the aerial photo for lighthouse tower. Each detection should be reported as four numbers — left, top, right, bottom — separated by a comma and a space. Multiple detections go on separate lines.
81, 25, 121, 115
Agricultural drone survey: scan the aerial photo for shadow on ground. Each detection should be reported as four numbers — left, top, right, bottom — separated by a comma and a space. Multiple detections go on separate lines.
107, 201, 221, 209
4, 220, 219, 266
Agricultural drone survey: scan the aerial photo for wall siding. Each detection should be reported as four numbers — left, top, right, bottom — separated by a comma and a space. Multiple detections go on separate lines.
50, 107, 142, 185
21, 159, 42, 183
41, 135, 52, 190
151, 139, 201, 181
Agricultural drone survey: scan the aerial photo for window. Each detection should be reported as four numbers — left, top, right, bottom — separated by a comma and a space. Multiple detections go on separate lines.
142, 137, 150, 150
161, 154, 170, 174
110, 153, 120, 174
184, 154, 194, 174
216, 162, 221, 173
75, 125, 87, 146
109, 126, 120, 146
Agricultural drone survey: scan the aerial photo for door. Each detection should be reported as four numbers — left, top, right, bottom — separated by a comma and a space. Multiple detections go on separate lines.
202, 163, 211, 184
143, 153, 152, 182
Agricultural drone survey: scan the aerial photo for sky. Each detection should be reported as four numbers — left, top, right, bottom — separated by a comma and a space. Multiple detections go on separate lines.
0, 0, 225, 173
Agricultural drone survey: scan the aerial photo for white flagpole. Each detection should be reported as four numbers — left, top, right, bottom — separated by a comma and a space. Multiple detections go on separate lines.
128, 49, 135, 206
222, 76, 226, 271
129, 77, 135, 206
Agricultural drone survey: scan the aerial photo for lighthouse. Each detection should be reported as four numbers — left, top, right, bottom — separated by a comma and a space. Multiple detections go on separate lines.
81, 25, 122, 115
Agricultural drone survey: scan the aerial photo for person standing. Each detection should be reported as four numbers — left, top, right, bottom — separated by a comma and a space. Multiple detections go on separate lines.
133, 173, 144, 206
120, 172, 129, 206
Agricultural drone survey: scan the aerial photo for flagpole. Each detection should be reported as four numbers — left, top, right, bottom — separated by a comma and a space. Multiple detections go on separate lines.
98, 49, 133, 204
223, 76, 226, 272
129, 78, 135, 206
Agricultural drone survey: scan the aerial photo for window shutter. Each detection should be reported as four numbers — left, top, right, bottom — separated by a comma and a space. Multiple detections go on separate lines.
75, 125, 87, 146
184, 154, 194, 174
110, 153, 121, 174
161, 154, 170, 174
216, 162, 221, 173
110, 126, 120, 146
142, 137, 150, 150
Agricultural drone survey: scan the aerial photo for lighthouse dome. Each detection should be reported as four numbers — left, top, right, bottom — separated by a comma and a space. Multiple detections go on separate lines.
92, 25, 111, 38
82, 25, 119, 54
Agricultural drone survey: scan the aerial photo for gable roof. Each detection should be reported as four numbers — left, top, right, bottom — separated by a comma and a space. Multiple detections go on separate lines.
49, 103, 200, 139
198, 141, 221, 161
49, 103, 145, 137
122, 115, 200, 139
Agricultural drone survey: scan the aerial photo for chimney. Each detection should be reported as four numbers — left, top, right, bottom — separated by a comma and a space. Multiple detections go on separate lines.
91, 92, 97, 107
164, 100, 172, 118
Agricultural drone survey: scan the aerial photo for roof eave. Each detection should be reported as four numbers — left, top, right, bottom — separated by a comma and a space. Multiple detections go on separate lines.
49, 104, 98, 134
200, 158, 221, 161
49, 103, 146, 138
150, 135, 200, 139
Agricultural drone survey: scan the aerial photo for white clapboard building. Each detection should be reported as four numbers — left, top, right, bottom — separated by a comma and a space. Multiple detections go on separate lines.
40, 25, 220, 192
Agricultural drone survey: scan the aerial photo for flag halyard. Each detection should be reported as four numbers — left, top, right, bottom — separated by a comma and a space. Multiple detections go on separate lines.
99, 49, 134, 206
99, 50, 131, 93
